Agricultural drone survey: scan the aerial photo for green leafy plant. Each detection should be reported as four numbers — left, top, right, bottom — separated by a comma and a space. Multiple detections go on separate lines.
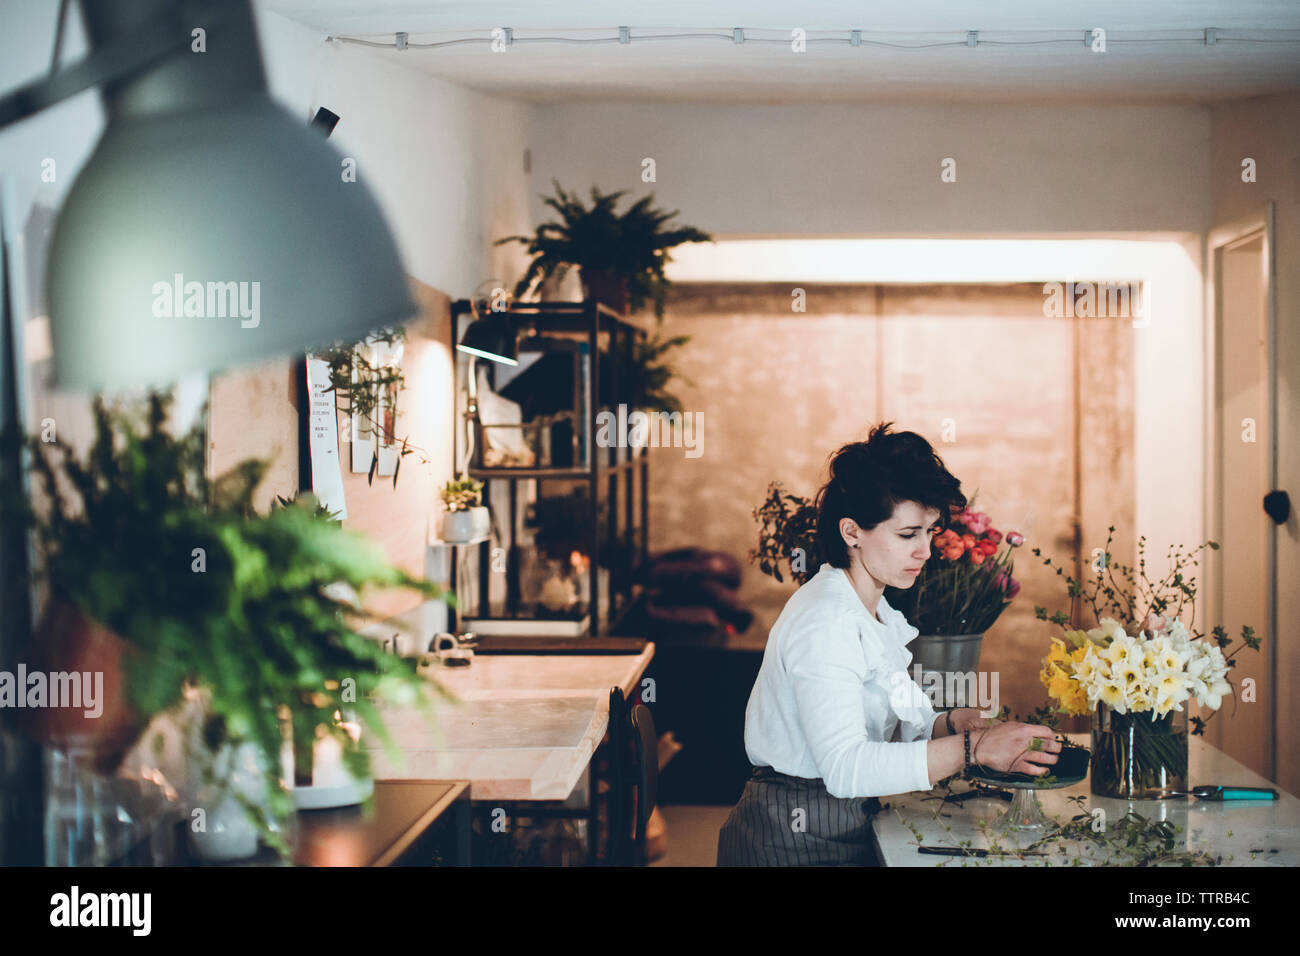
494, 180, 713, 320
2, 391, 453, 854
747, 481, 820, 585
599, 329, 694, 415
274, 492, 341, 522
439, 477, 484, 512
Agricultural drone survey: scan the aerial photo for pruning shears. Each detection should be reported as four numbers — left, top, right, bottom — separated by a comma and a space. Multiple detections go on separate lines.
1167, 785, 1278, 801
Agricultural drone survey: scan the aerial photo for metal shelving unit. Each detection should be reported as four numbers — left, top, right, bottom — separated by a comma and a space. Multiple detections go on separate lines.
447, 299, 650, 636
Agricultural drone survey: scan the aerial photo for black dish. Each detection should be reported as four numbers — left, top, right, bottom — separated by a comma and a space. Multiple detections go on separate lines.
968, 743, 1091, 789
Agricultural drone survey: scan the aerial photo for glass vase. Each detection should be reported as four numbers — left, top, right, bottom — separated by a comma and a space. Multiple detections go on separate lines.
44, 747, 182, 865
1090, 703, 1188, 799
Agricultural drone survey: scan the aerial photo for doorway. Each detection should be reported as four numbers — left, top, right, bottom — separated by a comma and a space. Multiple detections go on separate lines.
1206, 204, 1278, 782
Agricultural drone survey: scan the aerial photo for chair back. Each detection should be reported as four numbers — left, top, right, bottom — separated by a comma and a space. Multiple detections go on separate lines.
605, 686, 631, 865
629, 702, 658, 862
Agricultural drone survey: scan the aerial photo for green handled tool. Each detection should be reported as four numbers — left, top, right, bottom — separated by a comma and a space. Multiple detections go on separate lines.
1169, 785, 1279, 800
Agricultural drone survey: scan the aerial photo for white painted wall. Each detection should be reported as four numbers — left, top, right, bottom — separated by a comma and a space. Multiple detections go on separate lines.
252, 6, 534, 295
528, 103, 1212, 236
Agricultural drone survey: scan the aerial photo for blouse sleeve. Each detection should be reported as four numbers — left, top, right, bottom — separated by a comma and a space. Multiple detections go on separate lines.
780, 608, 933, 799
897, 681, 939, 743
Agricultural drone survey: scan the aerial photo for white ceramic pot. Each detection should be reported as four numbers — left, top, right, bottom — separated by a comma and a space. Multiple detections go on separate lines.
469, 505, 491, 539
187, 741, 264, 862
442, 507, 480, 543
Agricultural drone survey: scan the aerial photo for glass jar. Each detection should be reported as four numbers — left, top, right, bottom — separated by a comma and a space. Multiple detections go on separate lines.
44, 747, 181, 865
1091, 703, 1189, 799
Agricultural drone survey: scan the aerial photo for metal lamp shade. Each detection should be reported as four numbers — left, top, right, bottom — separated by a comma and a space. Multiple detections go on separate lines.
456, 311, 519, 366
46, 95, 416, 390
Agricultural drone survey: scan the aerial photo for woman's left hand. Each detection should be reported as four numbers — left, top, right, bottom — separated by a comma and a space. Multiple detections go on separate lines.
947, 708, 991, 733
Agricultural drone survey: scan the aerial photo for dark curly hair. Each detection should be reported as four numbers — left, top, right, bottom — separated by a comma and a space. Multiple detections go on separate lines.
814, 422, 967, 569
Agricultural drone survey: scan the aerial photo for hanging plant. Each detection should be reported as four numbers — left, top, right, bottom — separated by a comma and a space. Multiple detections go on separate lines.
314, 327, 427, 487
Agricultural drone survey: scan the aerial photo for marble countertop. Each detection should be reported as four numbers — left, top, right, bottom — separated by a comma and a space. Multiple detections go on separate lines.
872, 734, 1300, 866
428, 644, 654, 701
365, 643, 655, 802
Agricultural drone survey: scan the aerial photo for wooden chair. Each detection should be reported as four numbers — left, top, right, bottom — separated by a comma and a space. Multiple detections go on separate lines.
601, 686, 632, 865
629, 702, 658, 866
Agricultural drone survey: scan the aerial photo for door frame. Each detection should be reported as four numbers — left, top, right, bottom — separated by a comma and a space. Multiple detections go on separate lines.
1204, 201, 1277, 776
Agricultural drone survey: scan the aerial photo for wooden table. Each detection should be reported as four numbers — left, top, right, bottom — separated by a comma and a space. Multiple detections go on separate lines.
366, 643, 655, 802
871, 734, 1300, 866
294, 780, 470, 866
176, 780, 471, 866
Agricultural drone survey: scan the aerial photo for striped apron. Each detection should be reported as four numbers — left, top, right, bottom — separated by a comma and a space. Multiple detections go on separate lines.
716, 766, 883, 866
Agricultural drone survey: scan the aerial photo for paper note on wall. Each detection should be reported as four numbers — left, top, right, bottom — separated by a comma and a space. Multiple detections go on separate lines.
306, 356, 348, 519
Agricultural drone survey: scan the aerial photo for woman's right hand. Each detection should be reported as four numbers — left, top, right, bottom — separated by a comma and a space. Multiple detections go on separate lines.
972, 722, 1060, 774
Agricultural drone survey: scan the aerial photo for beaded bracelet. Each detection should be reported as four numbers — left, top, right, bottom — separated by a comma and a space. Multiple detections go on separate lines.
963, 728, 972, 769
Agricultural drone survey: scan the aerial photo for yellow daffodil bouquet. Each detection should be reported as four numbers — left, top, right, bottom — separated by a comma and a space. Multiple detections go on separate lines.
1040, 616, 1234, 721
1031, 526, 1260, 798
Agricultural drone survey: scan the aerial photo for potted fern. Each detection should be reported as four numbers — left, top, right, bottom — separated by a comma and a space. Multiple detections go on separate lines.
0, 391, 451, 860
494, 180, 713, 319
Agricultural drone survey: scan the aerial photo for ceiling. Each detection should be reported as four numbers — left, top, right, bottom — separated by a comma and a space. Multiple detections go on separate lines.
258, 1, 1300, 104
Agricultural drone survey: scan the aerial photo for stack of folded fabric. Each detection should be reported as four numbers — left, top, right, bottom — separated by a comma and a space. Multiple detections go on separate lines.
632, 547, 753, 636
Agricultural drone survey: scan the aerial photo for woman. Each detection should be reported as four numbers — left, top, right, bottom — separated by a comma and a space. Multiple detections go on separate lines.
717, 422, 1059, 866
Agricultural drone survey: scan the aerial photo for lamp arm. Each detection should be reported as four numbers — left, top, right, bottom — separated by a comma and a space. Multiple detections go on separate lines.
0, 4, 228, 130
462, 357, 479, 479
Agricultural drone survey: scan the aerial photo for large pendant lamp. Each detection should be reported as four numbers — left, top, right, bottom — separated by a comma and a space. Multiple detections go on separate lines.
13, 0, 417, 390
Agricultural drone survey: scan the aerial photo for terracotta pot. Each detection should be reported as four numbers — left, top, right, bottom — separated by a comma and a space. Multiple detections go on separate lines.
16, 601, 148, 775
580, 268, 629, 314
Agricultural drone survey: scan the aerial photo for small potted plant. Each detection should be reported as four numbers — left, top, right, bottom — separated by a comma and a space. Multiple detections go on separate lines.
439, 477, 488, 543
494, 180, 713, 319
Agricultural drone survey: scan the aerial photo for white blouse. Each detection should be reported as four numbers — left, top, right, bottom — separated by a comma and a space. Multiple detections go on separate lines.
744, 561, 939, 799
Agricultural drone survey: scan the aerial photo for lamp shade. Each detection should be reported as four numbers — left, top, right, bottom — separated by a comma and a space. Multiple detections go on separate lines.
46, 95, 416, 390
456, 311, 519, 366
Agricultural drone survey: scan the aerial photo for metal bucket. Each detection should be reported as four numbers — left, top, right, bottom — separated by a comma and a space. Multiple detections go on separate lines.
909, 633, 984, 709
